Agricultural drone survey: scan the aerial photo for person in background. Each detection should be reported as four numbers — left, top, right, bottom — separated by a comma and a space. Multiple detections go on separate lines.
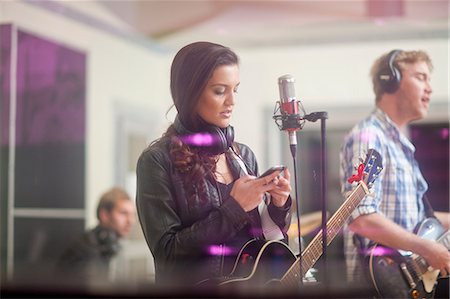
340, 49, 449, 298
136, 41, 293, 288
56, 187, 135, 289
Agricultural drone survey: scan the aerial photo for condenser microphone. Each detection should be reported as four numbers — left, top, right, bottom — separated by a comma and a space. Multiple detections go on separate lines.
277, 74, 304, 148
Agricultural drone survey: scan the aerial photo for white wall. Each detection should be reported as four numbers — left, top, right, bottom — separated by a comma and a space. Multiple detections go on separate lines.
1, 0, 448, 288
1, 0, 448, 223
234, 40, 449, 170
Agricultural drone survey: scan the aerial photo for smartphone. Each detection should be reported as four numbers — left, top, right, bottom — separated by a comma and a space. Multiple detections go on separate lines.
259, 165, 285, 178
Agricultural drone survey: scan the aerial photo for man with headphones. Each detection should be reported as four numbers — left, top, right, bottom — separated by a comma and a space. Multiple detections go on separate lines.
339, 50, 450, 297
56, 187, 135, 289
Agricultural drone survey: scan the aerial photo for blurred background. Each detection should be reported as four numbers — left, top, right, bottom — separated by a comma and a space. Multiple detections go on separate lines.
1, 0, 448, 297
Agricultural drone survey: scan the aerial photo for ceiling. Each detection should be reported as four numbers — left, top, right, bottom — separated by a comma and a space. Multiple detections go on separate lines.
98, 0, 449, 50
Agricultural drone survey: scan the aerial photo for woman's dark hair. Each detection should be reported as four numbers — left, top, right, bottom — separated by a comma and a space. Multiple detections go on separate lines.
170, 41, 239, 131
164, 41, 239, 202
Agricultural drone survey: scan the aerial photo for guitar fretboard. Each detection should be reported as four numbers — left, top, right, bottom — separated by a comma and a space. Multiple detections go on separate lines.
281, 181, 369, 288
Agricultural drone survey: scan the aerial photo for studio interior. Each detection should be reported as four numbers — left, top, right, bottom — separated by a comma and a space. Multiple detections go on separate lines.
1, 1, 448, 298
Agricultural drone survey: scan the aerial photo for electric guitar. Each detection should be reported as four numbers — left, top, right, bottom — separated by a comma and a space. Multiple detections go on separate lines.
199, 149, 383, 290
369, 217, 450, 299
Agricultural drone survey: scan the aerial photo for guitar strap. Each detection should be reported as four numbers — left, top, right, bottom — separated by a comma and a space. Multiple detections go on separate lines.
229, 149, 285, 241
422, 194, 436, 218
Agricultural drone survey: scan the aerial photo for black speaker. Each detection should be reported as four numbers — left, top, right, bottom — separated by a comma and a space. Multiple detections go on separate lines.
173, 115, 234, 155
378, 49, 402, 94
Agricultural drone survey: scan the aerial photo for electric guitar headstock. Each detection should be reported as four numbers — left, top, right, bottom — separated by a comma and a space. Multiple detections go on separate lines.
347, 148, 383, 189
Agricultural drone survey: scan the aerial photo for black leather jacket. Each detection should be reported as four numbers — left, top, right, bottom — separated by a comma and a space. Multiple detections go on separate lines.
136, 136, 292, 286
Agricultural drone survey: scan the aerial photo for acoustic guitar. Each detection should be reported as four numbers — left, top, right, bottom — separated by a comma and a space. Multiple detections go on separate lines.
199, 149, 383, 290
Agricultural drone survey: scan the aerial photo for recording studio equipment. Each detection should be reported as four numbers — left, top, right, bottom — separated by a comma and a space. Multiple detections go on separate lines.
378, 49, 402, 93
272, 74, 329, 286
273, 74, 306, 154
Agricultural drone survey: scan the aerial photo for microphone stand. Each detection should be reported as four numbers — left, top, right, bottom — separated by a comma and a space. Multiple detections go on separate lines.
304, 111, 329, 287
273, 106, 329, 288
289, 140, 303, 287
282, 127, 304, 288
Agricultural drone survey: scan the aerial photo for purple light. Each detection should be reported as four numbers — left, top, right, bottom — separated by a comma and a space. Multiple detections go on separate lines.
365, 246, 396, 257
181, 133, 217, 147
373, 18, 386, 26
440, 128, 449, 140
207, 245, 236, 256
359, 131, 376, 143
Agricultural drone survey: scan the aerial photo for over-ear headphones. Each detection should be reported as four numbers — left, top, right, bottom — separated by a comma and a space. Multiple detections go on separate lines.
173, 115, 234, 155
95, 226, 120, 257
378, 49, 402, 94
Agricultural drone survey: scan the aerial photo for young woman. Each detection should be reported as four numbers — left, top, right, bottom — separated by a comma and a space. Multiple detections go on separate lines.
136, 41, 292, 287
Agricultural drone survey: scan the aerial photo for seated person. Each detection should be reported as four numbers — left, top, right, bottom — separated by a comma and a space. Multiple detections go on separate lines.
56, 187, 135, 289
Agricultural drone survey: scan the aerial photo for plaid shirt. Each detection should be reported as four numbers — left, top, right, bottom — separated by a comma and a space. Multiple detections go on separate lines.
339, 108, 428, 281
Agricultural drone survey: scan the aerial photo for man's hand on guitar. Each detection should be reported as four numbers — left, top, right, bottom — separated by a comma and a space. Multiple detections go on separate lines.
417, 239, 450, 277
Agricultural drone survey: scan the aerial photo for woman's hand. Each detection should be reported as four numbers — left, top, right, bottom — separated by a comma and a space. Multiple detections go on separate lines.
268, 167, 291, 207
230, 171, 282, 212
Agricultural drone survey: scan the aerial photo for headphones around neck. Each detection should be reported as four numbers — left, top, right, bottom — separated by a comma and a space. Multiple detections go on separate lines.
94, 226, 120, 257
378, 49, 402, 94
173, 115, 234, 156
